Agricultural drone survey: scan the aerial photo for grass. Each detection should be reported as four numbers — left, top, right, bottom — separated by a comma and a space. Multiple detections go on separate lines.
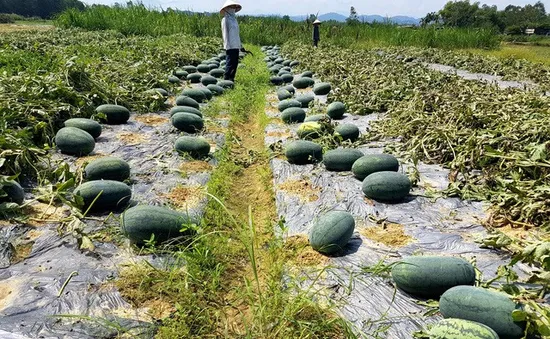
115, 46, 354, 338
468, 43, 550, 66
56, 4, 500, 49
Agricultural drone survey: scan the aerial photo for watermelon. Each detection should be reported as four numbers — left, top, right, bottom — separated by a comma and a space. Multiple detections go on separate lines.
362, 171, 411, 202
352, 154, 399, 181
278, 99, 302, 112
207, 84, 225, 96
187, 73, 202, 83
278, 71, 291, 77
209, 69, 225, 78
197, 64, 211, 73
277, 89, 293, 101
309, 211, 355, 255
281, 74, 294, 84
171, 113, 204, 133
175, 96, 200, 109
199, 87, 213, 101
440, 286, 526, 339
64, 118, 102, 139
175, 136, 211, 159
282, 60, 291, 67
173, 69, 188, 79
293, 77, 315, 89
84, 157, 131, 182
391, 256, 476, 298
218, 80, 234, 89
201, 75, 218, 86
428, 319, 500, 339
182, 65, 197, 73
300, 71, 313, 78
297, 122, 322, 139
327, 102, 346, 119
281, 107, 306, 124
170, 106, 202, 118
0, 181, 24, 205
281, 66, 292, 72
290, 60, 300, 67
74, 180, 131, 212
55, 127, 95, 156
269, 66, 282, 74
282, 85, 295, 94
313, 82, 332, 95
335, 124, 360, 142
122, 205, 197, 245
181, 89, 206, 103
96, 104, 130, 125
285, 140, 323, 164
270, 76, 284, 85
296, 94, 315, 108
168, 75, 181, 84
323, 149, 364, 172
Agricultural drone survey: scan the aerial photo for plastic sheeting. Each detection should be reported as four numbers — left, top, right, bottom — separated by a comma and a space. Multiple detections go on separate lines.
265, 86, 533, 337
0, 84, 226, 338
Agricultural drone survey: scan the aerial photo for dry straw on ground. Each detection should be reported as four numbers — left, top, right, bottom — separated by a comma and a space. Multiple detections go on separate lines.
277, 179, 320, 203
360, 222, 414, 248
134, 115, 169, 126
117, 133, 149, 144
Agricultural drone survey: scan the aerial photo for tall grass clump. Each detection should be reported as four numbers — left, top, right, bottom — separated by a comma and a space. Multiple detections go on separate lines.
57, 4, 501, 49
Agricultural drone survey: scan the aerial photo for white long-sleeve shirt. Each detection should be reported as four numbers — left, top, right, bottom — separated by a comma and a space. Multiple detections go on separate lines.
221, 14, 242, 50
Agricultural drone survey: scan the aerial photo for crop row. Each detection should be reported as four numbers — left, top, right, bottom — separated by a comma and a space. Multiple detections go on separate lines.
380, 46, 550, 92
282, 40, 550, 231
0, 29, 219, 178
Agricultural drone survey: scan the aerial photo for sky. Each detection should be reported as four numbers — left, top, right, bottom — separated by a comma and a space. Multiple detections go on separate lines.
80, 0, 550, 18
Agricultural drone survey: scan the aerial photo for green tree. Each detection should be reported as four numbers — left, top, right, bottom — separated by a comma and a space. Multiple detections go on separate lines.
421, 12, 442, 26
439, 1, 480, 27
347, 6, 359, 25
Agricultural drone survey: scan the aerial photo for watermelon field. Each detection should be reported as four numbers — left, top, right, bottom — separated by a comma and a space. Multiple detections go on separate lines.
0, 9, 550, 339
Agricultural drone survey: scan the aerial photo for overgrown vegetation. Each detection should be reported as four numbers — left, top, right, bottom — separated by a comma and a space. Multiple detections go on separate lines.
56, 3, 500, 49
0, 29, 218, 178
0, 0, 85, 19
283, 40, 550, 233
377, 46, 550, 90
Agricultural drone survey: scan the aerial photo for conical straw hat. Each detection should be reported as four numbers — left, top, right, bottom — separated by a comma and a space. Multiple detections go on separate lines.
220, 0, 242, 15
313, 19, 322, 24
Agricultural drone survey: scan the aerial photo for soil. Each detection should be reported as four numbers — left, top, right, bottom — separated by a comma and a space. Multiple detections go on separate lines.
164, 186, 204, 210
179, 161, 213, 173
284, 235, 329, 267
277, 179, 320, 203
134, 115, 169, 126
360, 222, 415, 248
117, 132, 149, 144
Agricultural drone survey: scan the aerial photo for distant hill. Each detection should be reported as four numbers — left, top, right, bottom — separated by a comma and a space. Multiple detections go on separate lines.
285, 12, 420, 25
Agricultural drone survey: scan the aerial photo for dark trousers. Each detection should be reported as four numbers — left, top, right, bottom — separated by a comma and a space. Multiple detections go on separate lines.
224, 49, 239, 81
313, 40, 319, 47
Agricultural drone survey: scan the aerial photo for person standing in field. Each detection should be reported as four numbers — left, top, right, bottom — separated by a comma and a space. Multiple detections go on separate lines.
220, 0, 243, 82
313, 19, 321, 47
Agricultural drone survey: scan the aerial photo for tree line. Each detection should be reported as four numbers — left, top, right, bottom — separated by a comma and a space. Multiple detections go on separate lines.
422, 1, 549, 34
0, 0, 85, 19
